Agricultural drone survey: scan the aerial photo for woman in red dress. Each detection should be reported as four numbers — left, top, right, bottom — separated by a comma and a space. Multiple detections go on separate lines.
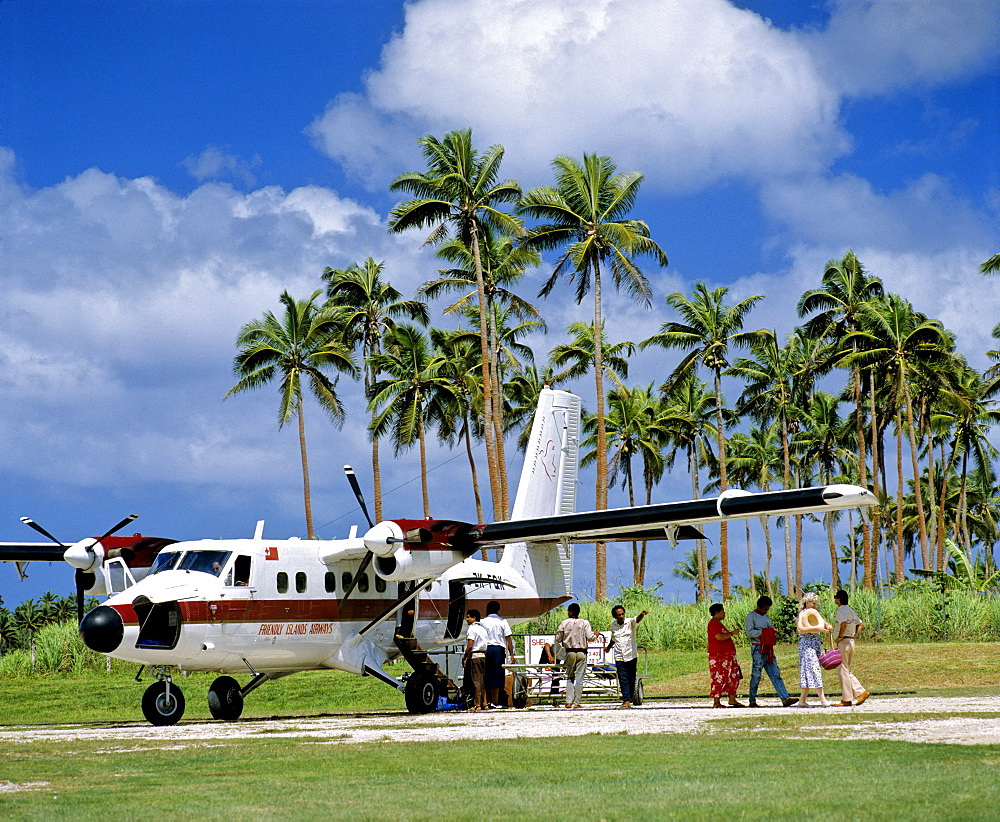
707, 603, 745, 708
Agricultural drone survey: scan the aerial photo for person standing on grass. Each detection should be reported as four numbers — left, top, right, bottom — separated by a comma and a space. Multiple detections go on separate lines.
745, 595, 798, 708
834, 589, 870, 706
796, 592, 832, 707
462, 609, 489, 711
482, 600, 516, 708
605, 605, 648, 708
555, 602, 599, 708
707, 603, 744, 708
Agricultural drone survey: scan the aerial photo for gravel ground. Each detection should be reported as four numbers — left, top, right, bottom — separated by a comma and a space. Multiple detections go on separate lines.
3, 695, 1000, 747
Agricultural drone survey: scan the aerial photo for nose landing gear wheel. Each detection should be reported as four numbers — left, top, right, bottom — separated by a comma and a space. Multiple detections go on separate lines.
404, 671, 440, 713
142, 680, 186, 726
208, 675, 244, 720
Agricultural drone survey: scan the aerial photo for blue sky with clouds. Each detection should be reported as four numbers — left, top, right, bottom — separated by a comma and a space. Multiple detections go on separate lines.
2, 0, 999, 608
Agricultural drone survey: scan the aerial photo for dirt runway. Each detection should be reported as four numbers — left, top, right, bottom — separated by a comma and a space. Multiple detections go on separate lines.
2, 695, 999, 747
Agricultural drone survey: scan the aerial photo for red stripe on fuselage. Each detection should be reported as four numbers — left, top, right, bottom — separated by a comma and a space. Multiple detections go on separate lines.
109, 596, 571, 626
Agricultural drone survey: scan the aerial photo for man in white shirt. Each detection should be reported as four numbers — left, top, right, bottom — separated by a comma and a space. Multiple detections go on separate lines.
605, 605, 648, 708
462, 609, 489, 711
834, 589, 870, 706
482, 600, 516, 708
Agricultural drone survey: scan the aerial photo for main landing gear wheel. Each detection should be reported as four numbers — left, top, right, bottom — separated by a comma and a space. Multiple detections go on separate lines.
632, 679, 644, 706
404, 671, 439, 714
142, 680, 186, 726
208, 675, 244, 721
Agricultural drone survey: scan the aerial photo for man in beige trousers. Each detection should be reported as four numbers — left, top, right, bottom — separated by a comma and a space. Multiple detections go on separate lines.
834, 589, 870, 707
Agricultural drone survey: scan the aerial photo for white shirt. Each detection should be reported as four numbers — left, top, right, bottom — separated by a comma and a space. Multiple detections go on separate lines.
608, 616, 640, 662
835, 604, 862, 638
482, 613, 512, 647
466, 622, 489, 652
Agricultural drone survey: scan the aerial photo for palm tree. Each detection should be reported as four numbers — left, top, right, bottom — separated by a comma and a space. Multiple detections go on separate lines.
369, 324, 456, 517
840, 295, 950, 580
980, 254, 1000, 274
323, 258, 428, 521
660, 375, 718, 600
935, 364, 1000, 562
430, 327, 486, 529
798, 251, 884, 586
423, 232, 542, 514
724, 426, 783, 596
388, 129, 522, 520
672, 547, 721, 602
227, 291, 358, 538
581, 382, 668, 586
11, 600, 47, 670
519, 153, 668, 600
642, 282, 765, 599
794, 391, 856, 588
731, 330, 800, 595
549, 321, 634, 386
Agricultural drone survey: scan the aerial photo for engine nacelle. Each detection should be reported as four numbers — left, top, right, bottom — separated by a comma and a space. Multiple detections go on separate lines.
373, 545, 471, 582
363, 518, 480, 581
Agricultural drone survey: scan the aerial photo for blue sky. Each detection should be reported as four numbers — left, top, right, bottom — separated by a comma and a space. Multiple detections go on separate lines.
2, 0, 999, 608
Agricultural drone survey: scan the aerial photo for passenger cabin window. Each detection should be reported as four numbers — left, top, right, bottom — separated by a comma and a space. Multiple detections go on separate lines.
356, 573, 369, 593
341, 571, 352, 591
324, 571, 336, 593
295, 571, 307, 593
375, 575, 386, 593
276, 572, 289, 594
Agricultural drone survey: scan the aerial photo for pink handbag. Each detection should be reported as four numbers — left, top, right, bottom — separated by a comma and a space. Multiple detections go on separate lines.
818, 647, 842, 670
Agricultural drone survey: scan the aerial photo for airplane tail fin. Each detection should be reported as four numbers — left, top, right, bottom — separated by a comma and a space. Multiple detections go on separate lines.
500, 387, 580, 597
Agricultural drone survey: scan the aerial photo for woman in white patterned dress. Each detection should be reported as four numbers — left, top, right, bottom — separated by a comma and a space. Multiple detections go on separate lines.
796, 591, 832, 707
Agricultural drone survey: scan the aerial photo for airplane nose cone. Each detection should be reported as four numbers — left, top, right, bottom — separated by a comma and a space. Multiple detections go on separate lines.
79, 605, 124, 653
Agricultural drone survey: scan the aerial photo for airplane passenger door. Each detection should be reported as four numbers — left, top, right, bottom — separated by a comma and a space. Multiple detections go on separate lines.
445, 580, 466, 640
222, 555, 254, 612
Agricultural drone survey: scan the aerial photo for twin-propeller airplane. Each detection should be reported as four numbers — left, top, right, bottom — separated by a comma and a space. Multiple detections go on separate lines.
1, 388, 876, 725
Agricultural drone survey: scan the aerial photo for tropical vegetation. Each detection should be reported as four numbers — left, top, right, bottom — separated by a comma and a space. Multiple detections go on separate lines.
218, 126, 1000, 604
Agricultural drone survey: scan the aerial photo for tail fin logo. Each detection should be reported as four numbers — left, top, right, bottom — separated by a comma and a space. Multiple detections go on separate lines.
539, 439, 558, 479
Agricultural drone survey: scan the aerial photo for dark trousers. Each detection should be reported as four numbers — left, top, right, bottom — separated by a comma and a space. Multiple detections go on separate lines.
615, 658, 638, 702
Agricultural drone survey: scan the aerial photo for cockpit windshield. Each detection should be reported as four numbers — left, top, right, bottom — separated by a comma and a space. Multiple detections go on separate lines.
150, 551, 182, 575
178, 550, 232, 576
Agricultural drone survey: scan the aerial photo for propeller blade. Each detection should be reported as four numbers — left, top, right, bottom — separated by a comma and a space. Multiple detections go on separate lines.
341, 550, 374, 602
74, 569, 87, 623
19, 517, 68, 548
94, 513, 139, 545
344, 465, 375, 529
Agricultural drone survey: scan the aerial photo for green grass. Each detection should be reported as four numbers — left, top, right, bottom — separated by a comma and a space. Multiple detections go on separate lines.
3, 643, 1000, 819
1, 734, 998, 820
3, 642, 999, 725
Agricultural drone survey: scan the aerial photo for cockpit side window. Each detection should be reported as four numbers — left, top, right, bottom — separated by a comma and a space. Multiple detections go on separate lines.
178, 550, 232, 576
233, 555, 251, 586
150, 551, 182, 574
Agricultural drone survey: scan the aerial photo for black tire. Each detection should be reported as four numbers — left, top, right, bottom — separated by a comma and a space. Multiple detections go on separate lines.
404, 671, 439, 714
142, 680, 185, 726
208, 675, 244, 721
511, 673, 528, 709
633, 679, 644, 706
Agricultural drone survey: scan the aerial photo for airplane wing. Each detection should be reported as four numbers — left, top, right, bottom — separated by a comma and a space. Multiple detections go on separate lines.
0, 543, 66, 562
470, 484, 875, 547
